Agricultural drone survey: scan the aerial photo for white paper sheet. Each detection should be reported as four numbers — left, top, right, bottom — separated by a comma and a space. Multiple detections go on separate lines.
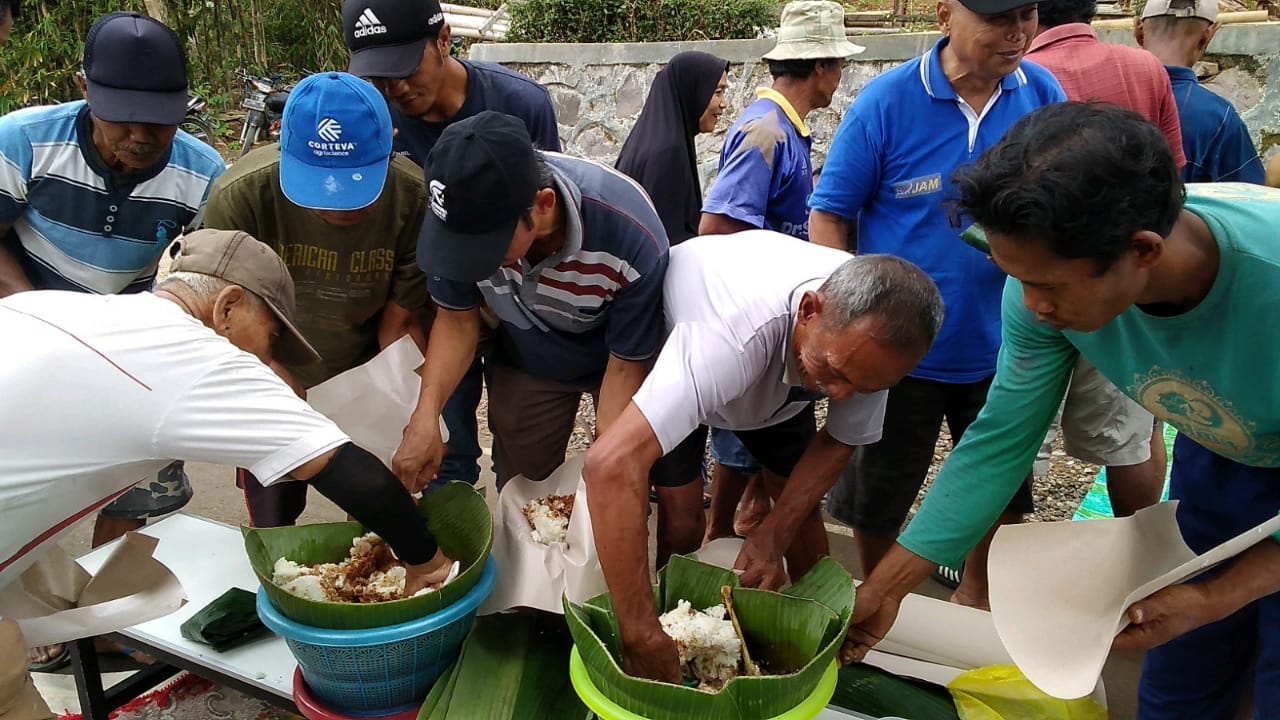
989, 502, 1280, 700
478, 455, 607, 614
0, 534, 186, 647
305, 336, 447, 470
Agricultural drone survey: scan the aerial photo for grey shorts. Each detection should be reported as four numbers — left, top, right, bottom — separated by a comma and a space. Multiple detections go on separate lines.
487, 362, 599, 488
1035, 357, 1154, 475
99, 460, 193, 520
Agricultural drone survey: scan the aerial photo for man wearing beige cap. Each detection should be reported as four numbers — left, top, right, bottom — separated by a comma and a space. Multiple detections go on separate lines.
699, 1, 863, 544
0, 229, 452, 719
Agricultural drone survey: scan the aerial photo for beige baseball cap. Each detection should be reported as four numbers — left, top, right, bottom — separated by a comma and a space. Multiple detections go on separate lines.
169, 229, 322, 366
763, 0, 866, 61
1141, 0, 1217, 22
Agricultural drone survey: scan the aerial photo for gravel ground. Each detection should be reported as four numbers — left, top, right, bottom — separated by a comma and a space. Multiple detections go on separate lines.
480, 393, 1100, 524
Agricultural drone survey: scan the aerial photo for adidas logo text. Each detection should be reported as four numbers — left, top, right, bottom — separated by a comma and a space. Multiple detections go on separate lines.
353, 7, 388, 38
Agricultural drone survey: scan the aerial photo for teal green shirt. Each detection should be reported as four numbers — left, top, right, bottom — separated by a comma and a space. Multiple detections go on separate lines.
901, 183, 1280, 567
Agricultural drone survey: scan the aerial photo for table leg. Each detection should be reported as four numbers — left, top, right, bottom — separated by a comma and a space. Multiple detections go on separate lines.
68, 638, 180, 719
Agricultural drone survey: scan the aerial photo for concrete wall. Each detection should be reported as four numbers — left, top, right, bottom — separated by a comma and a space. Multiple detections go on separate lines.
472, 24, 1280, 186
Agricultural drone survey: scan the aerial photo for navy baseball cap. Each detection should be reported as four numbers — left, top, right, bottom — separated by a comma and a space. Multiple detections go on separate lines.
279, 72, 393, 212
83, 12, 188, 126
419, 112, 539, 284
343, 0, 446, 78
957, 0, 1039, 14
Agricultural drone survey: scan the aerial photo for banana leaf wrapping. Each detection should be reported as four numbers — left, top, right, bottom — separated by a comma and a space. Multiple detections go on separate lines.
564, 556, 854, 720
179, 587, 269, 652
242, 481, 493, 629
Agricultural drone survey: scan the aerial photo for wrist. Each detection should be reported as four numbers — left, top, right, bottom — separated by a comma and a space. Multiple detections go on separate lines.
865, 544, 935, 602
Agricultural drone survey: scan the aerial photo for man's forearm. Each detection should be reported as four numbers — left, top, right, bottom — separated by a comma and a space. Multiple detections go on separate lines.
1199, 539, 1280, 623
755, 428, 853, 550
411, 308, 481, 422
808, 209, 851, 252
595, 356, 650, 437
377, 302, 426, 353
0, 242, 34, 297
584, 445, 662, 644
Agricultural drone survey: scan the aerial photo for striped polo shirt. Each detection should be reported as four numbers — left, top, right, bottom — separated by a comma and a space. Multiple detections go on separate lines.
0, 102, 225, 294
428, 153, 669, 383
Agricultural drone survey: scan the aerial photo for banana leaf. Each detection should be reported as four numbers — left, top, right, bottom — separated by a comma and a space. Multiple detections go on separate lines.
563, 555, 854, 719
829, 664, 960, 720
179, 587, 269, 652
418, 612, 591, 720
243, 481, 493, 629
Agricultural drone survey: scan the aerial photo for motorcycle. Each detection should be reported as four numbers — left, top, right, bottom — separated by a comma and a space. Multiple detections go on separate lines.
180, 92, 217, 148
237, 69, 291, 157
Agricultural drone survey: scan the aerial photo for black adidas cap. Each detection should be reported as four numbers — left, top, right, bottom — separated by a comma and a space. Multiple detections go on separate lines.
343, 0, 446, 78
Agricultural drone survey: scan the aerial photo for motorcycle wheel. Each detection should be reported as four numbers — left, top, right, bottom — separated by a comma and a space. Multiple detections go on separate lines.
180, 114, 217, 148
240, 118, 262, 158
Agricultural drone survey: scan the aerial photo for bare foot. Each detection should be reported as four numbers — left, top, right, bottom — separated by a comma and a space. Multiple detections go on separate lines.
27, 643, 65, 667
94, 637, 156, 665
949, 590, 990, 611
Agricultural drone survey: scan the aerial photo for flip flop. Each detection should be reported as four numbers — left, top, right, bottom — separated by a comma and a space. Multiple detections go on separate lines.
28, 643, 70, 673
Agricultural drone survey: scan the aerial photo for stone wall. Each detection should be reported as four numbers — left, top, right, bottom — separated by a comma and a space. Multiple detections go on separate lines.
472, 24, 1280, 188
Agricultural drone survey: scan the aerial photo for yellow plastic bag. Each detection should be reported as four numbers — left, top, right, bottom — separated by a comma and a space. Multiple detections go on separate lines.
947, 665, 1108, 720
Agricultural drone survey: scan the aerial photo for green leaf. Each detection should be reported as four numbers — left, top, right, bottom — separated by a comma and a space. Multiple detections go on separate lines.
829, 664, 961, 720
566, 556, 852, 719
244, 481, 493, 629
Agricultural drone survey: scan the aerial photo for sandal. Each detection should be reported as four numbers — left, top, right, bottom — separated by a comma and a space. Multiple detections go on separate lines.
932, 563, 964, 590
27, 643, 70, 673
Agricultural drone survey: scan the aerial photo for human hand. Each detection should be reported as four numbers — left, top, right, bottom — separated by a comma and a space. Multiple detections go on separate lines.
839, 581, 900, 665
403, 549, 456, 596
621, 626, 683, 684
734, 530, 788, 591
1112, 584, 1214, 652
392, 413, 445, 494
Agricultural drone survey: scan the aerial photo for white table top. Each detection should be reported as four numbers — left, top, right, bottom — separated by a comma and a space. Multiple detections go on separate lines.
76, 513, 295, 700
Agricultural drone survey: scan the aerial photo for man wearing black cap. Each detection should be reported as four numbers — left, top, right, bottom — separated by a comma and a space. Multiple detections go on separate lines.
0, 12, 225, 670
342, 0, 560, 491
808, 0, 1064, 609
392, 112, 691, 555
0, 229, 453, 720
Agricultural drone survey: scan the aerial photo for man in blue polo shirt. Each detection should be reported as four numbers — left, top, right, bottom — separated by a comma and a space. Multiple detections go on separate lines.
699, 0, 865, 545
0, 11, 224, 672
393, 112, 693, 555
1136, 0, 1264, 184
342, 0, 560, 493
809, 0, 1064, 606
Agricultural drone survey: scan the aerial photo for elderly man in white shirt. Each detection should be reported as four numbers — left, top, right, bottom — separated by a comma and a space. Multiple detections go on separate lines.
582, 229, 943, 683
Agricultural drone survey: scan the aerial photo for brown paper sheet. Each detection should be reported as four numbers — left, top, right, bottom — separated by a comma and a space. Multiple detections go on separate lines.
0, 533, 186, 648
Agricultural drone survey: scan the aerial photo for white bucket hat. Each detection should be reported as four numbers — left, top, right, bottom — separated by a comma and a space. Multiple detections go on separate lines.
763, 0, 866, 61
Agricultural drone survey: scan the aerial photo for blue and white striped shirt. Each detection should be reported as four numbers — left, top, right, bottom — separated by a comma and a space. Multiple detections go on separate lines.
0, 101, 225, 294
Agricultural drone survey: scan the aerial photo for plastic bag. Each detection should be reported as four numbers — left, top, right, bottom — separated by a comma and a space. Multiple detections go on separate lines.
948, 666, 1107, 720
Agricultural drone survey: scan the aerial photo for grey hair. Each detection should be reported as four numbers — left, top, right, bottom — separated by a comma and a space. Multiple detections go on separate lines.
817, 254, 944, 350
158, 271, 265, 310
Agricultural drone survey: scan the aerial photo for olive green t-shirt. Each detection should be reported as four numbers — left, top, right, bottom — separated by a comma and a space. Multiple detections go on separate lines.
203, 145, 428, 387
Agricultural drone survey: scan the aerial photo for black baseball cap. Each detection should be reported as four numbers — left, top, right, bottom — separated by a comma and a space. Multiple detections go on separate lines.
343, 0, 446, 78
956, 0, 1039, 14
419, 112, 540, 284
83, 12, 188, 126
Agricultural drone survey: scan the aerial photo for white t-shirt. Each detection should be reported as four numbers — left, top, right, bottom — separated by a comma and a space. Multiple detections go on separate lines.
632, 231, 888, 454
0, 291, 349, 589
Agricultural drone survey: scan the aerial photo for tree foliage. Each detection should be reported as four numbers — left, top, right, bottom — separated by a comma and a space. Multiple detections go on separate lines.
508, 0, 779, 43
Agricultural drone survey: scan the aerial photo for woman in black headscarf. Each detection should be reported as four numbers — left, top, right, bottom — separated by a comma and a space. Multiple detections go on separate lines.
616, 51, 730, 246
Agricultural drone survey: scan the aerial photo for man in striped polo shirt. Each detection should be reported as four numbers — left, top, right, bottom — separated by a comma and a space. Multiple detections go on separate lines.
395, 112, 699, 559
0, 13, 224, 671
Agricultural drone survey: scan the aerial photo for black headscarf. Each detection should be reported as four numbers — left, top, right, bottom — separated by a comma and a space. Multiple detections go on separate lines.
615, 51, 729, 246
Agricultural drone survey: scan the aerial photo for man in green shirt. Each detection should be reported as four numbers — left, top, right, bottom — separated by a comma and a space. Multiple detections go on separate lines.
204, 72, 429, 527
844, 102, 1280, 718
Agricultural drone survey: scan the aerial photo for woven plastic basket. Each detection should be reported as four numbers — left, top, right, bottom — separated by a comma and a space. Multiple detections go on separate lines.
257, 557, 497, 716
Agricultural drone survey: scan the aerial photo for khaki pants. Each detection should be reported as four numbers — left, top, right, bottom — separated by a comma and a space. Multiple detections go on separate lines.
0, 620, 55, 720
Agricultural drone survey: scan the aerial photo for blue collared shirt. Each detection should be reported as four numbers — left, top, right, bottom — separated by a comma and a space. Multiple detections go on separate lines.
1166, 65, 1264, 184
810, 39, 1065, 383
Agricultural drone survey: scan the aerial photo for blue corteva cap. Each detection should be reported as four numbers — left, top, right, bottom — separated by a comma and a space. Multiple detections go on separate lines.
279, 72, 393, 212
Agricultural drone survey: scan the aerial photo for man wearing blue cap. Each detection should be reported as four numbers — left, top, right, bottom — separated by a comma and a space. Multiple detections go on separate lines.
0, 12, 225, 671
204, 72, 430, 528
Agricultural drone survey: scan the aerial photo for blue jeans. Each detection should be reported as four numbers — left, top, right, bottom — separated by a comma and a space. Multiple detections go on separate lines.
709, 427, 761, 474
1137, 434, 1280, 719
433, 355, 490, 491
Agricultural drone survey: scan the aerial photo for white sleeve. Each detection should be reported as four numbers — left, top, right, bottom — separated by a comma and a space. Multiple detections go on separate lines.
154, 353, 350, 484
631, 322, 769, 454
824, 390, 888, 446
